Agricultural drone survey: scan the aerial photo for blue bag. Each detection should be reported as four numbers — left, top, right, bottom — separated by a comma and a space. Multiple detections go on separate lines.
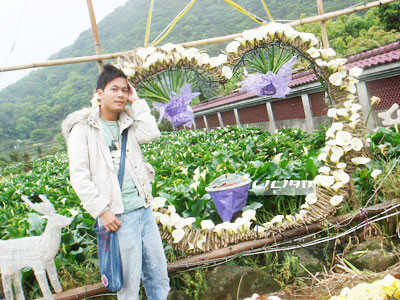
94, 221, 123, 292
94, 128, 128, 292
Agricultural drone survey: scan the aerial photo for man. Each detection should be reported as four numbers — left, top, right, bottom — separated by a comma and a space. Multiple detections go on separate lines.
62, 64, 170, 299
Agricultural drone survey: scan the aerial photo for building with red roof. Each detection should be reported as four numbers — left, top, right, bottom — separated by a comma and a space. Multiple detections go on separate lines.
191, 41, 400, 132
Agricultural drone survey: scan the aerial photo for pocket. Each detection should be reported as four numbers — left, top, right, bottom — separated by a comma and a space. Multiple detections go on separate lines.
143, 162, 155, 182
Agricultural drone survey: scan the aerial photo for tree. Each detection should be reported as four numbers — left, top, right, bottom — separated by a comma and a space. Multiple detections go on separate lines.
375, 1, 400, 31
15, 117, 36, 139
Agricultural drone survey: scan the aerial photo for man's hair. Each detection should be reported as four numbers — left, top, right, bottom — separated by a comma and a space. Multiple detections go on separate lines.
96, 64, 127, 90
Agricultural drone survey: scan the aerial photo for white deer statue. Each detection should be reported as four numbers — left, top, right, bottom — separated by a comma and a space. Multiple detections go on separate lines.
0, 194, 73, 300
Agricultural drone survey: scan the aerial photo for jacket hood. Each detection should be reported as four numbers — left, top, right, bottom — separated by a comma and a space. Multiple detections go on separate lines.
61, 105, 133, 141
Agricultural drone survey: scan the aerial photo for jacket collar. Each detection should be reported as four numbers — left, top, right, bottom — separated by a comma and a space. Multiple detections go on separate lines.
88, 105, 133, 133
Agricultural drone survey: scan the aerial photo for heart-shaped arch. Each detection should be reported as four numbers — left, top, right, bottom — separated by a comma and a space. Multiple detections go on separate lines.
112, 22, 370, 254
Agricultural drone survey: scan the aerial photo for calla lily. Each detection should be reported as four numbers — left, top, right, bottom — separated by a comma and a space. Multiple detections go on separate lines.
331, 182, 344, 192
298, 32, 319, 46
350, 104, 362, 113
226, 40, 241, 53
270, 215, 284, 224
343, 100, 353, 108
329, 72, 343, 86
336, 131, 352, 146
350, 120, 360, 130
151, 197, 166, 210
159, 214, 170, 231
196, 235, 206, 250
317, 152, 328, 161
137, 46, 157, 61
330, 195, 343, 206
305, 193, 318, 204
172, 228, 185, 243
153, 211, 162, 223
336, 108, 349, 117
331, 122, 344, 131
371, 169, 382, 178
315, 59, 328, 67
209, 54, 227, 68
327, 108, 338, 119
337, 162, 347, 169
349, 66, 363, 77
371, 96, 381, 105
319, 48, 336, 59
201, 220, 215, 230
351, 157, 371, 165
315, 175, 335, 188
222, 66, 233, 79
300, 203, 310, 210
214, 224, 223, 237
253, 225, 266, 233
350, 138, 363, 151
197, 53, 210, 65
318, 166, 330, 175
350, 113, 360, 122
242, 209, 256, 221
184, 217, 196, 227
306, 47, 320, 58
333, 170, 350, 184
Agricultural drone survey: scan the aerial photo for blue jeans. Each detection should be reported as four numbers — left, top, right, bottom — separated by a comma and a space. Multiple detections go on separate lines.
115, 207, 170, 299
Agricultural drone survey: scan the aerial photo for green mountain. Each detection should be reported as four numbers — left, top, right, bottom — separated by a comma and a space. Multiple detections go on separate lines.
0, 0, 388, 156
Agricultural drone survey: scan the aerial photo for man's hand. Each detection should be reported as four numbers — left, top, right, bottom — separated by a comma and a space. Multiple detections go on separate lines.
127, 81, 139, 104
100, 210, 121, 232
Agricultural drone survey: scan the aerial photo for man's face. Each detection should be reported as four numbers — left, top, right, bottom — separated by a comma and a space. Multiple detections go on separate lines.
97, 77, 129, 115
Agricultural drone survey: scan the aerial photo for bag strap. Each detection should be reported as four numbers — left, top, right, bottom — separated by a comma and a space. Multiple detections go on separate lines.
117, 128, 128, 190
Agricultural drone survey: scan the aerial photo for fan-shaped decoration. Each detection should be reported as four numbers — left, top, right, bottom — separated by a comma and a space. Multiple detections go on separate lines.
112, 22, 370, 255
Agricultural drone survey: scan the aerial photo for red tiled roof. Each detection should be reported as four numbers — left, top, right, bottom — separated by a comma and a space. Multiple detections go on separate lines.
289, 41, 400, 87
194, 41, 400, 112
193, 91, 256, 112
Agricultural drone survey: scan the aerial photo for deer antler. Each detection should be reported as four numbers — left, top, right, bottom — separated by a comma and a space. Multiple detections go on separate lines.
20, 195, 56, 216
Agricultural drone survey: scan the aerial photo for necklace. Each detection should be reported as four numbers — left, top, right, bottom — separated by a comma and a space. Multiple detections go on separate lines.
102, 119, 120, 151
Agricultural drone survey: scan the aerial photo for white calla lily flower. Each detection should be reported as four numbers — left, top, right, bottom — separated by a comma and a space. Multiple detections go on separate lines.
172, 228, 185, 243
315, 58, 327, 67
319, 48, 336, 59
350, 138, 363, 151
371, 169, 382, 178
333, 170, 350, 184
318, 166, 330, 175
306, 47, 320, 58
315, 175, 335, 188
337, 162, 347, 169
271, 215, 284, 224
305, 193, 318, 204
329, 72, 343, 86
242, 209, 256, 221
151, 197, 166, 210
226, 41, 241, 53
196, 235, 206, 250
330, 195, 344, 206
253, 225, 266, 233
153, 211, 162, 223
222, 66, 233, 79
371, 96, 381, 105
209, 54, 227, 68
200, 220, 215, 230
336, 131, 352, 146
349, 66, 363, 77
336, 108, 348, 117
331, 182, 344, 192
327, 108, 337, 119
317, 152, 327, 161
351, 157, 371, 165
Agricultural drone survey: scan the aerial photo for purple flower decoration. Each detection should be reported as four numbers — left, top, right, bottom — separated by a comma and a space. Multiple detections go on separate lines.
153, 83, 200, 129
239, 56, 297, 98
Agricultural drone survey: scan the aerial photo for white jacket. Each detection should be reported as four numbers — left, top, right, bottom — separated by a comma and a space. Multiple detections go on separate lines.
62, 99, 160, 219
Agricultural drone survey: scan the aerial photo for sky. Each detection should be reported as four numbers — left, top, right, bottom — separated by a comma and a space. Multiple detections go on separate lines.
0, 0, 129, 91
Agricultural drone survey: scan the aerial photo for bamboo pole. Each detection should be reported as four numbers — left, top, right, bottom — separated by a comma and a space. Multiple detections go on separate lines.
86, 0, 103, 72
316, 0, 329, 49
0, 0, 396, 73
35, 200, 399, 300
